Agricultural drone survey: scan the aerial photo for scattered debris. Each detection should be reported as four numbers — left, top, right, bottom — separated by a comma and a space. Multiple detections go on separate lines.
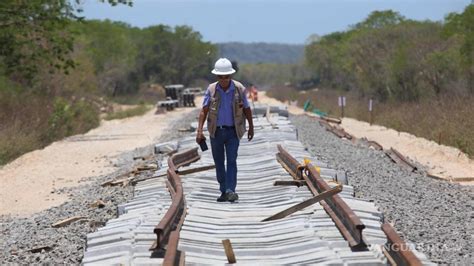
262, 185, 342, 222
89, 200, 106, 208
136, 163, 158, 171
89, 220, 106, 229
52, 216, 87, 228
154, 141, 178, 155
222, 239, 236, 264
28, 246, 53, 253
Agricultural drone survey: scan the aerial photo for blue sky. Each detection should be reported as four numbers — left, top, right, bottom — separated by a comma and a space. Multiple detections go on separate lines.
80, 0, 471, 44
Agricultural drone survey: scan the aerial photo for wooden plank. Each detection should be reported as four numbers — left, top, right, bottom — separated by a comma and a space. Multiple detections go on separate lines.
133, 165, 216, 185
28, 245, 53, 253
382, 245, 398, 266
52, 216, 86, 228
222, 239, 236, 264
322, 116, 341, 124
100, 172, 131, 186
89, 199, 106, 208
136, 163, 158, 171
262, 185, 342, 222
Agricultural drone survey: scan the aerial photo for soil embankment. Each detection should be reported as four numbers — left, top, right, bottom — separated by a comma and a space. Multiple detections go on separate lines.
0, 104, 200, 217
258, 91, 473, 184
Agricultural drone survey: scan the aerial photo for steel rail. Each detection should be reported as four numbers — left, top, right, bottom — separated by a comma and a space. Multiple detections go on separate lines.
151, 148, 200, 265
382, 223, 422, 266
385, 147, 417, 172
368, 140, 383, 150
318, 120, 354, 140
276, 144, 367, 250
321, 115, 342, 124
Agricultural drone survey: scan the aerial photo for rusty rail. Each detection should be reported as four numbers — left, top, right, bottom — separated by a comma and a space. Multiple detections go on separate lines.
151, 148, 200, 265
382, 223, 422, 266
321, 115, 342, 124
319, 120, 354, 140
367, 140, 383, 151
385, 147, 417, 172
276, 145, 367, 250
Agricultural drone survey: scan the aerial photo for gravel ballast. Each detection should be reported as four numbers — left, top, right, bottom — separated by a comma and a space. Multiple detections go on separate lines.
291, 114, 473, 265
0, 109, 199, 264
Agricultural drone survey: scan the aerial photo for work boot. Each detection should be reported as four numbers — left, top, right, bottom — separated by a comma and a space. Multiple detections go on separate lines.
216, 193, 227, 202
226, 191, 239, 202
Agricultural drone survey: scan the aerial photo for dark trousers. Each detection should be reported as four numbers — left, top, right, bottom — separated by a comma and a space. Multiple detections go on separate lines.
210, 127, 240, 193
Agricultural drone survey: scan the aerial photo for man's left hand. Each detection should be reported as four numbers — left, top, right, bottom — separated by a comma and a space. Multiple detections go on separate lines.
247, 126, 254, 141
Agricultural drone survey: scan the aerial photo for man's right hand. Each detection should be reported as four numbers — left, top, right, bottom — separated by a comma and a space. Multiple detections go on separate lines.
196, 130, 206, 144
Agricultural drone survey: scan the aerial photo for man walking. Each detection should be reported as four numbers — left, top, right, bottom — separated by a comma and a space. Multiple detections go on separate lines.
196, 58, 254, 202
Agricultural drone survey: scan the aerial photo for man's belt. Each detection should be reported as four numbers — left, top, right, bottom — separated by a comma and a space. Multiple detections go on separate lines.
216, 125, 235, 129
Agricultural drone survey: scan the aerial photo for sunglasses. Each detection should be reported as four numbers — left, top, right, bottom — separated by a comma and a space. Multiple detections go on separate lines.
217, 75, 230, 79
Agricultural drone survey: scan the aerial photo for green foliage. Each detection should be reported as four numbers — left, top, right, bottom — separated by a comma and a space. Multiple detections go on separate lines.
235, 63, 312, 88
304, 9, 471, 101
353, 10, 405, 30
47, 97, 99, 141
72, 20, 140, 95
217, 42, 305, 64
444, 4, 474, 66
444, 4, 474, 92
136, 25, 216, 86
0, 0, 76, 83
0, 1, 223, 165
0, 0, 132, 84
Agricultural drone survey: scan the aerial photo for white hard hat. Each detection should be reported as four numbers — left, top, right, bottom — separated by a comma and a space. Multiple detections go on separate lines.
211, 58, 236, 75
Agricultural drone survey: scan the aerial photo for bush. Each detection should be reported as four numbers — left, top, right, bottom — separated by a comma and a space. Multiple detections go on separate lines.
47, 97, 100, 141
268, 87, 474, 158
104, 104, 151, 120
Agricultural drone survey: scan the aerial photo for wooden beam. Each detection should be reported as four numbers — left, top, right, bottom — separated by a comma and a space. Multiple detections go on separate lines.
89, 199, 106, 208
262, 185, 342, 222
52, 216, 86, 228
382, 245, 398, 266
222, 239, 236, 264
133, 165, 216, 185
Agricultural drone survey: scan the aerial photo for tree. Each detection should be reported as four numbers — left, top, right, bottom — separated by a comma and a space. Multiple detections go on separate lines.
444, 4, 474, 93
0, 0, 132, 85
136, 25, 216, 86
353, 10, 405, 30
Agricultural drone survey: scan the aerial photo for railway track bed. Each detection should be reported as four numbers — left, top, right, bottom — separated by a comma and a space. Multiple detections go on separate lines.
83, 106, 435, 265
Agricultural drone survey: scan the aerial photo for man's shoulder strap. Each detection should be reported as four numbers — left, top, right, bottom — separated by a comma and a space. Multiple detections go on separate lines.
208, 82, 218, 97
208, 81, 245, 96
233, 80, 245, 94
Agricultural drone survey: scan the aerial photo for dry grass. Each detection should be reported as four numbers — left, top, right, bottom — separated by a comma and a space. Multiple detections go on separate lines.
268, 87, 474, 157
0, 91, 100, 165
103, 104, 151, 120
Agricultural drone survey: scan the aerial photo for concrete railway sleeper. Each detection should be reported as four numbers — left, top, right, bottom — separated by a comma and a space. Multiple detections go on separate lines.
82, 108, 434, 265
